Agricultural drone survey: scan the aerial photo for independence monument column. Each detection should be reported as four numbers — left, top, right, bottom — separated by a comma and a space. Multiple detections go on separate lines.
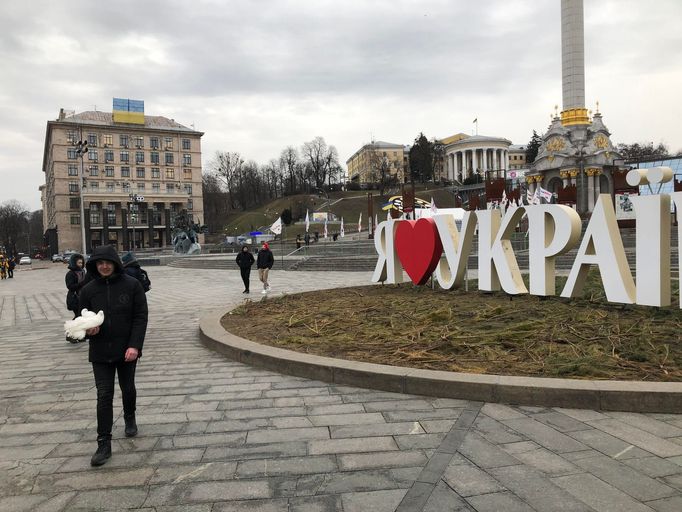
560, 0, 589, 126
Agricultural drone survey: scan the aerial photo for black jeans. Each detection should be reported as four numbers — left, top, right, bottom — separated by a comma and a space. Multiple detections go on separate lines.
240, 267, 251, 291
92, 360, 137, 439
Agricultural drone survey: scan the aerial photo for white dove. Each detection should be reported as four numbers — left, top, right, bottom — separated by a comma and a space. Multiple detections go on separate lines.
64, 309, 105, 340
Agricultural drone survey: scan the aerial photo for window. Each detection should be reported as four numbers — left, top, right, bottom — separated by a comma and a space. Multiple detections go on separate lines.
166, 184, 175, 194
184, 184, 193, 195
104, 150, 114, 162
89, 165, 99, 176
182, 139, 191, 150
88, 133, 98, 146
67, 131, 78, 144
164, 137, 173, 150
89, 181, 99, 191
68, 165, 78, 176
122, 182, 131, 192
165, 168, 175, 179
67, 148, 77, 159
106, 182, 114, 192
151, 167, 160, 179
105, 166, 115, 177
183, 153, 191, 166
90, 211, 101, 225
152, 182, 160, 193
183, 168, 192, 180
187, 198, 193, 210
150, 137, 159, 149
134, 136, 144, 148
107, 204, 116, 225
70, 197, 80, 209
120, 135, 129, 147
136, 167, 145, 178
103, 134, 113, 147
120, 151, 129, 163
135, 151, 144, 164
153, 207, 162, 224
70, 214, 80, 225
121, 166, 130, 178
88, 149, 98, 161
137, 183, 145, 192
150, 152, 159, 164
165, 152, 174, 165
68, 181, 79, 193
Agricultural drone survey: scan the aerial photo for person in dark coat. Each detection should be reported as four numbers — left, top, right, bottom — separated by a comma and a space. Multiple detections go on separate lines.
65, 253, 90, 343
79, 245, 148, 467
256, 241, 274, 293
121, 251, 151, 292
7, 256, 15, 278
235, 245, 255, 294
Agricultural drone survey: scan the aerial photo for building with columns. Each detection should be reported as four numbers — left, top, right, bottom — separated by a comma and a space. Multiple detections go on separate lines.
41, 102, 204, 254
440, 133, 512, 183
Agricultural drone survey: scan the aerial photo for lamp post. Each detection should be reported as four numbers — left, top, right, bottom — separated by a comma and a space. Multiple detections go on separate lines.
75, 137, 89, 254
128, 193, 144, 250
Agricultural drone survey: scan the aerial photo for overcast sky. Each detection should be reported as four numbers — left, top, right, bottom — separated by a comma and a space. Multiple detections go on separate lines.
1, 0, 681, 210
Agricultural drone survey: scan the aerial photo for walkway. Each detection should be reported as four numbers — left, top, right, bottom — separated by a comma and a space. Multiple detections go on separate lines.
0, 264, 681, 511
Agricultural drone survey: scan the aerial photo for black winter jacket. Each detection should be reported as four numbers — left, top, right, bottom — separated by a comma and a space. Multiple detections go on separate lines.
236, 250, 255, 269
256, 248, 274, 269
65, 253, 89, 312
79, 245, 148, 363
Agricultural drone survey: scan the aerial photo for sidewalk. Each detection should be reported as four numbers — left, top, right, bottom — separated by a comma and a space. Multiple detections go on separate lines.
0, 266, 681, 511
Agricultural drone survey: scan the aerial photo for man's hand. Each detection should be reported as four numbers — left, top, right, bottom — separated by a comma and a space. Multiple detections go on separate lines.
125, 347, 139, 362
86, 326, 100, 336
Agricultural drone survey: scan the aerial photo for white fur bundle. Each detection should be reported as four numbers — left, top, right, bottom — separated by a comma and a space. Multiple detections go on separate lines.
64, 309, 105, 340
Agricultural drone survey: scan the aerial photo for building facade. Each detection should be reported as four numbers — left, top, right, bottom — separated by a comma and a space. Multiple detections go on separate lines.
508, 144, 527, 170
441, 133, 512, 183
41, 104, 204, 254
346, 141, 407, 184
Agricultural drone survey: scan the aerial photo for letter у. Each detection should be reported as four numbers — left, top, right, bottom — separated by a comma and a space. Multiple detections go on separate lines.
433, 212, 477, 290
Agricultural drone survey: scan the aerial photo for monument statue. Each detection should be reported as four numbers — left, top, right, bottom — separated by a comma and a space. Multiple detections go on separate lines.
171, 210, 202, 255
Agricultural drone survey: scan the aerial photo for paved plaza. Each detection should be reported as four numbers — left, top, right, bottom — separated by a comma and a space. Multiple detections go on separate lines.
1, 264, 682, 511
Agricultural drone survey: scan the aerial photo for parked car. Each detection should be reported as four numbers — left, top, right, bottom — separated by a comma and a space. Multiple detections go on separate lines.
62, 251, 77, 263
19, 256, 32, 265
52, 254, 63, 262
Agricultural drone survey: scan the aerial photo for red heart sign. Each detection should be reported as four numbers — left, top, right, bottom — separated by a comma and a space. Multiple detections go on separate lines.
395, 218, 443, 285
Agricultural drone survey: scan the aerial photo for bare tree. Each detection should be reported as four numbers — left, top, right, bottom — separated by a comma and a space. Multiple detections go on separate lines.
0, 200, 29, 255
209, 151, 244, 210
279, 146, 299, 195
301, 136, 339, 190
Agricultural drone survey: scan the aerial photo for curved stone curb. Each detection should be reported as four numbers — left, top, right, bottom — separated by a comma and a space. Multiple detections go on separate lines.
199, 308, 682, 413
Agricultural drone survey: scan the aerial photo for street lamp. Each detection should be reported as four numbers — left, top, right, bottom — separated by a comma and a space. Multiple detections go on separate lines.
128, 193, 144, 250
75, 137, 88, 254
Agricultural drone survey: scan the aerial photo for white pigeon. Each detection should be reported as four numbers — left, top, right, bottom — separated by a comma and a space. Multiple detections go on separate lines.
64, 309, 105, 340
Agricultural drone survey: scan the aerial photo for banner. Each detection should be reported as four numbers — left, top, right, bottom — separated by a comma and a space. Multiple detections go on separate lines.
269, 217, 282, 235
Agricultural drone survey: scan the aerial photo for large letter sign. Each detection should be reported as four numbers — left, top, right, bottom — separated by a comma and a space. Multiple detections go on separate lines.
371, 167, 679, 308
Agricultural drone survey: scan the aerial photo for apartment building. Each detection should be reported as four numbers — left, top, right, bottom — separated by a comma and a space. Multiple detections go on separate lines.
41, 100, 204, 254
346, 141, 407, 184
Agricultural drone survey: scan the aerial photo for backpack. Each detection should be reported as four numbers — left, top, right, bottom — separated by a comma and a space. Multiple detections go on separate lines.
139, 268, 151, 292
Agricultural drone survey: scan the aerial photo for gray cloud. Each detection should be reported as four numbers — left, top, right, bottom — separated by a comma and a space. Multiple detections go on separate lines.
1, 0, 681, 209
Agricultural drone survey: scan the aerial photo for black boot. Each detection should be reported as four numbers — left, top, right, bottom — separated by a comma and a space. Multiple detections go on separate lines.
90, 437, 111, 466
124, 414, 138, 437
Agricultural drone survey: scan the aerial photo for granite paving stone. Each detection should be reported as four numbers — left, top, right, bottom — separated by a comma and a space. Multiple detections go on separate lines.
1, 266, 681, 511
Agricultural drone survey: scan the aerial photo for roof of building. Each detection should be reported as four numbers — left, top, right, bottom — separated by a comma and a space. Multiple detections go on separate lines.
345, 140, 405, 164
58, 111, 200, 133
509, 144, 526, 151
439, 133, 469, 145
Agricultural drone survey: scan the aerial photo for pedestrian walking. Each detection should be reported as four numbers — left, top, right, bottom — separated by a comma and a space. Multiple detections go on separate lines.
0, 255, 7, 280
236, 245, 255, 293
256, 241, 274, 294
121, 252, 152, 292
78, 245, 148, 467
7, 256, 15, 278
65, 253, 90, 343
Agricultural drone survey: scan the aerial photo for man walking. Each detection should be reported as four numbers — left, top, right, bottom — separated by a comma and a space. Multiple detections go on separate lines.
256, 241, 274, 294
235, 245, 255, 293
79, 245, 148, 467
